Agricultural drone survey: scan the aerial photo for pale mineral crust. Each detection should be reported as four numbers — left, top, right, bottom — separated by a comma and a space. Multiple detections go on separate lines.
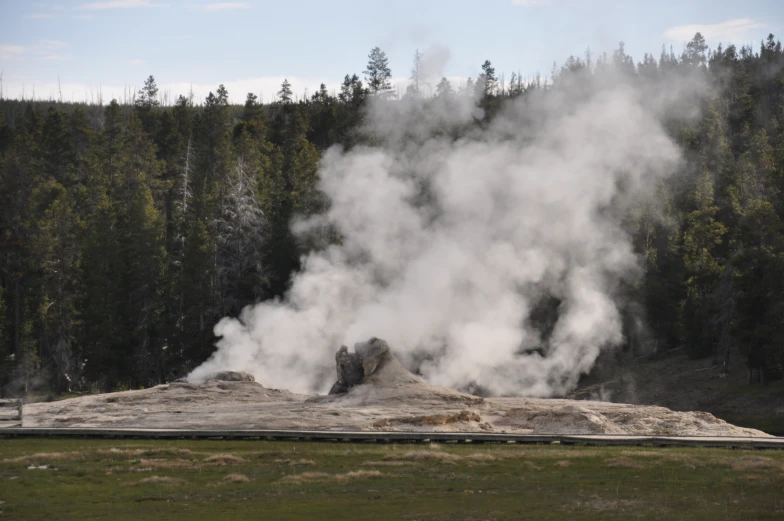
23, 339, 769, 437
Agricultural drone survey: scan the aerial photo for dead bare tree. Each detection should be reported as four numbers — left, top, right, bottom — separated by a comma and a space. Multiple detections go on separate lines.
214, 155, 267, 313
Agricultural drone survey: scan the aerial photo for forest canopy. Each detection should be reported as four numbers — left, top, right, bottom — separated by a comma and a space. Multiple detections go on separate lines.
1, 34, 783, 395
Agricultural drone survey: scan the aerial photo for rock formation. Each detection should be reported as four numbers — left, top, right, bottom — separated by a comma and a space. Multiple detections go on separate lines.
329, 337, 393, 394
206, 371, 256, 383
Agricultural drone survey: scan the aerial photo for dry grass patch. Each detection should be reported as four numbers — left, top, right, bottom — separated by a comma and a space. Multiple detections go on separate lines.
658, 453, 701, 465
107, 466, 154, 473
275, 458, 316, 466
138, 458, 199, 469
123, 475, 186, 487
280, 470, 383, 484
731, 456, 782, 472
345, 470, 383, 479
98, 448, 192, 458
554, 460, 571, 468
730, 472, 783, 484
222, 473, 251, 483
2, 451, 85, 463
203, 454, 245, 465
569, 498, 649, 512
384, 450, 463, 463
464, 453, 497, 462
617, 450, 664, 458
604, 457, 644, 469
362, 460, 409, 466
280, 472, 332, 484
141, 448, 192, 457
519, 449, 596, 460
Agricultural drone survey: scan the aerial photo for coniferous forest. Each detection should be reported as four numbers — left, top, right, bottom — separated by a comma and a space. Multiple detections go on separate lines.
1, 33, 784, 397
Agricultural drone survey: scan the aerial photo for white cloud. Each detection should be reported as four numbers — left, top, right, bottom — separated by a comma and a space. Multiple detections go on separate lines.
129, 58, 144, 65
0, 76, 339, 104
39, 40, 68, 49
42, 54, 71, 61
203, 2, 251, 11
72, 14, 95, 19
511, 0, 549, 5
0, 45, 25, 61
24, 13, 55, 19
37, 41, 71, 61
664, 18, 767, 44
79, 0, 167, 10
0, 41, 71, 61
0, 74, 524, 105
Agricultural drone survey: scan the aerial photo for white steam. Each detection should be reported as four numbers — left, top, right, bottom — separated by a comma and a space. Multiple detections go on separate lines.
188, 71, 688, 397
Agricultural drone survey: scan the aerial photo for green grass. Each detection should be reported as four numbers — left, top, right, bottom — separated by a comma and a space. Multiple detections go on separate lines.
1, 438, 783, 520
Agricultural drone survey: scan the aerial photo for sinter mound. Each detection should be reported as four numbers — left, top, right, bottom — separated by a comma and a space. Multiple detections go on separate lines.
329, 337, 422, 394
320, 338, 479, 406
21, 336, 771, 437
206, 371, 256, 383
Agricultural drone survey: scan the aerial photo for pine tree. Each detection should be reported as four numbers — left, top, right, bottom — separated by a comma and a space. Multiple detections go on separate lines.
241, 93, 264, 123
80, 195, 122, 389
124, 176, 165, 386
135, 75, 161, 137
309, 83, 337, 149
135, 75, 160, 108
278, 79, 293, 104
480, 60, 497, 96
681, 166, 727, 358
685, 32, 708, 67
41, 107, 75, 187
0, 113, 42, 391
28, 177, 83, 392
435, 77, 453, 98
364, 47, 393, 98
733, 201, 784, 380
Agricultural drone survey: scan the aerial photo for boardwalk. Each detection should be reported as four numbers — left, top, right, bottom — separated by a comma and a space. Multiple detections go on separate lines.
3, 427, 784, 449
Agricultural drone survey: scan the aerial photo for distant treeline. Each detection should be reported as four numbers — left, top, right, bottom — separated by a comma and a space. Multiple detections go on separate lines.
1, 35, 783, 395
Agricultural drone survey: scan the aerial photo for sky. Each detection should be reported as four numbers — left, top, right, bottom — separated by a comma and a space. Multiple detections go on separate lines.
0, 0, 781, 104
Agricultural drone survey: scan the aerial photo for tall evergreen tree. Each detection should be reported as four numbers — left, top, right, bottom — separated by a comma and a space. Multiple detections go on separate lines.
278, 79, 293, 104
364, 47, 393, 98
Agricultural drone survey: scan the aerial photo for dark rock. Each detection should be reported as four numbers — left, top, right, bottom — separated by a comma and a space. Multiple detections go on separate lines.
329, 381, 345, 395
330, 346, 364, 395
328, 338, 393, 395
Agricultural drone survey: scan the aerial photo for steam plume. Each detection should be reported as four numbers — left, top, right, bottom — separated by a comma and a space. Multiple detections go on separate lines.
189, 69, 692, 396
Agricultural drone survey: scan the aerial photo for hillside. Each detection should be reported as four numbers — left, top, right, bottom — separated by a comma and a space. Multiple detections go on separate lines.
572, 348, 784, 435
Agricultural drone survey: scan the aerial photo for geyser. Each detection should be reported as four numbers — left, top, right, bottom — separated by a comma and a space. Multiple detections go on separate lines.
188, 68, 694, 397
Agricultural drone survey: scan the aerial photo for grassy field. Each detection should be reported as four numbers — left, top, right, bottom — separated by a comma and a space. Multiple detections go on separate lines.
1, 438, 783, 520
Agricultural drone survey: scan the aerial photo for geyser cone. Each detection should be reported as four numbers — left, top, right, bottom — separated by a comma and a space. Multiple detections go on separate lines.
320, 337, 482, 406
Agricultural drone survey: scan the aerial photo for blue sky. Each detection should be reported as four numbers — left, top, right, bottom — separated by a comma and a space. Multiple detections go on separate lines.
0, 0, 781, 103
